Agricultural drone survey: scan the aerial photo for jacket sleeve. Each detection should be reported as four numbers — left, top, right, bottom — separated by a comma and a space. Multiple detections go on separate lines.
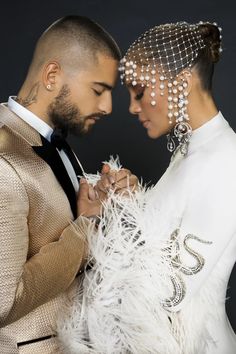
167, 159, 236, 312
0, 157, 89, 327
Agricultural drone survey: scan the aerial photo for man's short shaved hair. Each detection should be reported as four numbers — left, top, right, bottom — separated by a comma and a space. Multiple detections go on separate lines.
29, 15, 122, 74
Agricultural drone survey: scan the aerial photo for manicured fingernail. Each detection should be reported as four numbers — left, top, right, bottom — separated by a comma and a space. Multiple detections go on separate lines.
109, 176, 115, 184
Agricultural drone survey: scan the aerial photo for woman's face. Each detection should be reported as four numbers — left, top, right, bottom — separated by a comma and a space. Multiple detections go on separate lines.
127, 68, 175, 139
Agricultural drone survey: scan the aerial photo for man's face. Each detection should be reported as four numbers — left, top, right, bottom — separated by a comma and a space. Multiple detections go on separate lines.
48, 53, 118, 135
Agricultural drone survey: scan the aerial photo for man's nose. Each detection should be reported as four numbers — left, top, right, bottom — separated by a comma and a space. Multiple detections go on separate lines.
98, 92, 112, 115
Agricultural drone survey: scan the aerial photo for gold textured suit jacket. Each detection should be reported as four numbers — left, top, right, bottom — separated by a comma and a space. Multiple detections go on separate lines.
0, 104, 88, 353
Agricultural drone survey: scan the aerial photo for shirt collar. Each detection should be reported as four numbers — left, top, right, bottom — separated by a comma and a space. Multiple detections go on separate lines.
187, 111, 229, 154
7, 96, 53, 141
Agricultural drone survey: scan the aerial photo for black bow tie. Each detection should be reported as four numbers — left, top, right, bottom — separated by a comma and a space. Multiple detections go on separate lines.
50, 128, 68, 151
50, 128, 82, 177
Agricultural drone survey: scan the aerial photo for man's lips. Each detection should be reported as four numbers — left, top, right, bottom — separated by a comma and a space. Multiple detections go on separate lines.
86, 116, 101, 123
87, 115, 104, 121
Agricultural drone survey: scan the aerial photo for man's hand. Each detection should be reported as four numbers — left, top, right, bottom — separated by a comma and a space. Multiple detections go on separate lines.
77, 178, 102, 218
95, 164, 139, 198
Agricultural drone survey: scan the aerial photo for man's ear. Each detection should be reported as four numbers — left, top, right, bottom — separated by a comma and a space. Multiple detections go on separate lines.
42, 61, 61, 92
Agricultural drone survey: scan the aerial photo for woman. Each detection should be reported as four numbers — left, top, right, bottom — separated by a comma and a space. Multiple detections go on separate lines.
58, 22, 236, 354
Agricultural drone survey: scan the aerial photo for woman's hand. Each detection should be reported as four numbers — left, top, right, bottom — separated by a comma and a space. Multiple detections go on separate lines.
94, 164, 139, 199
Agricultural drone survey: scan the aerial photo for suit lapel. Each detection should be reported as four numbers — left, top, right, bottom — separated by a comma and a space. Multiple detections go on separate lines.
32, 136, 77, 219
0, 104, 42, 146
0, 105, 78, 219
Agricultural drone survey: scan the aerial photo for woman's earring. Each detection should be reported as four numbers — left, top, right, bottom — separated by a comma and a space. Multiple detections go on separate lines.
167, 132, 176, 152
173, 77, 192, 155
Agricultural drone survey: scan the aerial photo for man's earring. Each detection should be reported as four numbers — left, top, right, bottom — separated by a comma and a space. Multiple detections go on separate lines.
46, 84, 52, 90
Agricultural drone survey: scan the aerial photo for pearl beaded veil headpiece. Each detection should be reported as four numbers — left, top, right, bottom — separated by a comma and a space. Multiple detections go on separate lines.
119, 21, 222, 155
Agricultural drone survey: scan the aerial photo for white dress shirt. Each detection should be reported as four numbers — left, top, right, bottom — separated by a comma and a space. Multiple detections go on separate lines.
7, 96, 79, 192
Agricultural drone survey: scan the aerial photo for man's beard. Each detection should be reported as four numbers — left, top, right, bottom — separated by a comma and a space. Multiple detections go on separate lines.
47, 85, 99, 136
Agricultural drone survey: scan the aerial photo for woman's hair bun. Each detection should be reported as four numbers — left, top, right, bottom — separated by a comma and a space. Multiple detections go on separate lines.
198, 22, 222, 63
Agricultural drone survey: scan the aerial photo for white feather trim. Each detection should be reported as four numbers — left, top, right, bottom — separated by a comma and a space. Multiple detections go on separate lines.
57, 157, 221, 354
82, 156, 123, 187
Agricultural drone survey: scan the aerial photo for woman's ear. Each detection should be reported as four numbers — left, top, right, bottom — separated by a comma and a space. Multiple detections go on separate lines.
180, 70, 193, 95
42, 61, 61, 92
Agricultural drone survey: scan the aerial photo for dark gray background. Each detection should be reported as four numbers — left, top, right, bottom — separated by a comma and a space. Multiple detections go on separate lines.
0, 0, 235, 330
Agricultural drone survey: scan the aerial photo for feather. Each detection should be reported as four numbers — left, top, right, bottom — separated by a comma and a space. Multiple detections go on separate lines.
57, 157, 221, 354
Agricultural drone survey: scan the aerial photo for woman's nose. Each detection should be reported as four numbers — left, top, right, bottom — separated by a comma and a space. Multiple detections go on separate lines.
129, 98, 142, 115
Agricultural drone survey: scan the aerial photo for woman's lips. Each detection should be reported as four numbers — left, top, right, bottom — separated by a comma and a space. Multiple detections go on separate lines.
140, 119, 150, 128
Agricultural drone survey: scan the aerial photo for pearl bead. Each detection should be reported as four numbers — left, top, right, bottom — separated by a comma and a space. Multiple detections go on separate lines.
151, 92, 156, 97
160, 83, 165, 90
145, 76, 150, 81
151, 70, 156, 75
183, 82, 188, 88
168, 96, 173, 101
168, 104, 173, 109
173, 97, 178, 103
173, 89, 178, 94
173, 80, 178, 86
168, 112, 173, 118
160, 75, 165, 81
174, 112, 179, 117
168, 82, 173, 88
179, 94, 184, 99
132, 81, 137, 86
184, 92, 188, 96
151, 78, 156, 83
178, 85, 183, 91
151, 100, 156, 106
140, 76, 145, 81
160, 92, 164, 96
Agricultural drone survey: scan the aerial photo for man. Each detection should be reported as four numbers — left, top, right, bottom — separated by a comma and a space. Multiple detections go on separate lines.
0, 15, 134, 353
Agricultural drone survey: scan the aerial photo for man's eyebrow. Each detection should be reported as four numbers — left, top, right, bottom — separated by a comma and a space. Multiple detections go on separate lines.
93, 82, 113, 90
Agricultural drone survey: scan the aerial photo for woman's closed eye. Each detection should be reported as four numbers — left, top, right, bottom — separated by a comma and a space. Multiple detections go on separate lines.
135, 91, 144, 100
